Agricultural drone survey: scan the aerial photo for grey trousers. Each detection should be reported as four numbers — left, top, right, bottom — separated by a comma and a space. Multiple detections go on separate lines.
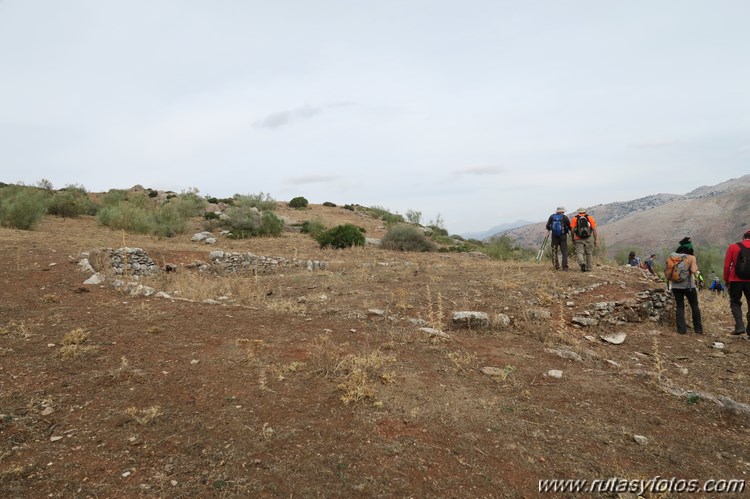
574, 238, 595, 270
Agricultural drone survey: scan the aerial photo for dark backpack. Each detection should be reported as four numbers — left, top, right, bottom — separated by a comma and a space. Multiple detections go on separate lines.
551, 213, 564, 237
736, 243, 750, 280
665, 254, 689, 282
575, 215, 592, 238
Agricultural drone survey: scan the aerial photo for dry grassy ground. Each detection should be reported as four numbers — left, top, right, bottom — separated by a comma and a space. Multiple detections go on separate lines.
2, 211, 750, 498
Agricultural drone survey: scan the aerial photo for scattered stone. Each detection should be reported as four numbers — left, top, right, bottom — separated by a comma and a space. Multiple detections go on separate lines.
365, 238, 382, 246
544, 348, 583, 362
480, 366, 505, 376
566, 302, 575, 307
50, 436, 63, 442
572, 316, 599, 327
41, 407, 54, 416
494, 313, 511, 328
466, 251, 489, 259
545, 370, 564, 379
452, 311, 490, 328
122, 471, 132, 478
202, 299, 220, 305
605, 359, 620, 368
83, 273, 104, 285
209, 251, 224, 260
600, 332, 627, 345
191, 232, 213, 242
584, 335, 597, 342
170, 480, 178, 486
712, 342, 725, 350
367, 309, 385, 317
204, 237, 217, 245
633, 435, 648, 445
349, 329, 357, 333
155, 291, 171, 299
528, 309, 552, 320
190, 359, 200, 365
419, 327, 450, 339
409, 318, 429, 327
679, 367, 689, 375
323, 329, 333, 334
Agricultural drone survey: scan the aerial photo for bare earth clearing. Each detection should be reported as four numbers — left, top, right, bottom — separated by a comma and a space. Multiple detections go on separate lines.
2, 210, 750, 498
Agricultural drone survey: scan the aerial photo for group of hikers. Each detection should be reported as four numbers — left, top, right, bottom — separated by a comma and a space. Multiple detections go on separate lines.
544, 207, 750, 336
544, 206, 598, 272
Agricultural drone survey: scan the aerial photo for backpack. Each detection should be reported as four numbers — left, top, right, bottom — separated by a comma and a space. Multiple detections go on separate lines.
551, 213, 564, 237
575, 215, 592, 238
665, 254, 689, 282
736, 243, 750, 280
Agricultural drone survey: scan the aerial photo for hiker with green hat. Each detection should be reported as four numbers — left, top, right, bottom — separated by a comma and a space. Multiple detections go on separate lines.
665, 237, 704, 334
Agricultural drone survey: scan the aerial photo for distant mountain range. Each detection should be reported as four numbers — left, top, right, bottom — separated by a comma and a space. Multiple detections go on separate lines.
483, 174, 750, 256
460, 220, 533, 241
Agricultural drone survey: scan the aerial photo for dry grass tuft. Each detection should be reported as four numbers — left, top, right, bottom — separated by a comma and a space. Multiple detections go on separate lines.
0, 320, 38, 339
125, 406, 164, 425
38, 293, 59, 303
446, 349, 477, 375
425, 285, 445, 330
56, 328, 94, 360
236, 338, 266, 362
652, 336, 669, 390
308, 334, 344, 378
335, 350, 396, 405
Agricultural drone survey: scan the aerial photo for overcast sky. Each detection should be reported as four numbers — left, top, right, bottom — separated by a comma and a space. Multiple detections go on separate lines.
1, 1, 748, 233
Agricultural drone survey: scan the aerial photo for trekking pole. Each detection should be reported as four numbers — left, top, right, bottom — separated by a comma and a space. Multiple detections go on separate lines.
536, 232, 549, 263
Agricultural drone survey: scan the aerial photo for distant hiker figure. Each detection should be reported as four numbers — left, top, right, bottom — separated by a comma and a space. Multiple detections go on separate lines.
627, 251, 642, 268
665, 237, 703, 335
708, 277, 725, 294
724, 229, 750, 336
570, 208, 597, 272
545, 206, 571, 270
644, 254, 657, 276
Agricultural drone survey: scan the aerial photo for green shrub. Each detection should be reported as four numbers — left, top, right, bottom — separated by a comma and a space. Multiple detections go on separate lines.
147, 189, 158, 198
258, 211, 284, 236
381, 224, 436, 252
301, 217, 326, 238
97, 203, 154, 234
315, 224, 365, 249
288, 196, 309, 209
343, 204, 355, 211
481, 235, 534, 261
405, 209, 422, 225
233, 192, 277, 211
0, 185, 49, 229
47, 186, 97, 218
152, 202, 188, 238
165, 191, 207, 219
323, 201, 337, 207
102, 189, 129, 206
428, 225, 449, 237
366, 205, 404, 225
222, 206, 283, 238
203, 211, 220, 220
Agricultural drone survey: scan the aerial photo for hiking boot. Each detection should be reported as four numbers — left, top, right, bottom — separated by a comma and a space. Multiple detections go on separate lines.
580, 264, 586, 272
731, 330, 747, 335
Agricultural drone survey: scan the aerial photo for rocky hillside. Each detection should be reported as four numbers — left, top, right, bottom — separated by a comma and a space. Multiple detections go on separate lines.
493, 174, 750, 256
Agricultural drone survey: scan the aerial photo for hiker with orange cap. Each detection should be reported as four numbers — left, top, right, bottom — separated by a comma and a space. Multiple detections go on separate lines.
570, 207, 597, 272
724, 229, 750, 337
545, 206, 571, 270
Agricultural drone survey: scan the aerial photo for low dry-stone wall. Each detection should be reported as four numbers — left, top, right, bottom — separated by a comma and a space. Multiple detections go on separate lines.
569, 288, 672, 327
82, 248, 326, 282
205, 251, 326, 274
85, 247, 159, 276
